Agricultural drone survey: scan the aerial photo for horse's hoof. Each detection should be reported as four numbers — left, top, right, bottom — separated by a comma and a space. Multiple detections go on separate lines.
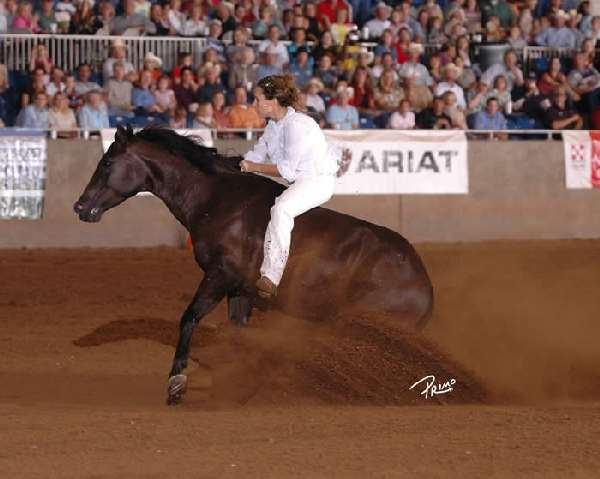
166, 374, 187, 406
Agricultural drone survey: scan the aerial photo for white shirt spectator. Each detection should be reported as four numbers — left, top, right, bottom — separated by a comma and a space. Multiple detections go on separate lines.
435, 82, 466, 109
364, 18, 391, 39
389, 111, 415, 129
168, 9, 186, 35
258, 40, 290, 69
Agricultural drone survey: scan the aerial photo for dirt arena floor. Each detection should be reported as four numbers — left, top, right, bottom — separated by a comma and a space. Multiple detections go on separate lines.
1, 239, 600, 478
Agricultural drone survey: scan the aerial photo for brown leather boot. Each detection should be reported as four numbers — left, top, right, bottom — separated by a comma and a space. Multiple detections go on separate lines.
256, 276, 277, 299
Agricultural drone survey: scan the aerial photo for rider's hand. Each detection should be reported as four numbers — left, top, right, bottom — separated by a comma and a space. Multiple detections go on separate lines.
239, 160, 253, 173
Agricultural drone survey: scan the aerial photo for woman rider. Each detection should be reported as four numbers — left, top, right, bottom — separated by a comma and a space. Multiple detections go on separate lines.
240, 74, 338, 298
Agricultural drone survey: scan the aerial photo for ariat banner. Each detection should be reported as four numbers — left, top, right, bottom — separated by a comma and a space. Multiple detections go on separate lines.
325, 130, 469, 194
0, 134, 47, 220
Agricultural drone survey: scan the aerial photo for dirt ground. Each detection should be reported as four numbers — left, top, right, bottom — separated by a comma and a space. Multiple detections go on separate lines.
1, 240, 599, 478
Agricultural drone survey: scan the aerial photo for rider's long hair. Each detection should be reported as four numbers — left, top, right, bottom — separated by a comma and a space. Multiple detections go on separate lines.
257, 74, 300, 108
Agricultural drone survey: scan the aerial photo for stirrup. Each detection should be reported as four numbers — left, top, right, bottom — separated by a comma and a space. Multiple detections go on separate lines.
256, 276, 277, 298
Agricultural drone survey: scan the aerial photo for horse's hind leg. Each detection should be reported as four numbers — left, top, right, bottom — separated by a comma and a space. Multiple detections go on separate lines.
168, 267, 230, 405
227, 292, 252, 326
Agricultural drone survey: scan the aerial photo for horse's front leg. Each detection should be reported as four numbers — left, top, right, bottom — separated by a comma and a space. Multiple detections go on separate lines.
167, 267, 231, 405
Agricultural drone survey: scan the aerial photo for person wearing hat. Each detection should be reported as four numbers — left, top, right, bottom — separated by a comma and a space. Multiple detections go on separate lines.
257, 45, 284, 81
326, 85, 359, 129
434, 63, 466, 109
398, 43, 433, 87
102, 38, 135, 85
534, 10, 577, 48
364, 2, 392, 40
143, 52, 163, 86
304, 77, 326, 116
109, 0, 156, 35
259, 24, 290, 69
287, 46, 314, 89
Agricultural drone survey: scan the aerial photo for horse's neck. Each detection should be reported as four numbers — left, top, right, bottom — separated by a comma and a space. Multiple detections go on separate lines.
148, 157, 214, 229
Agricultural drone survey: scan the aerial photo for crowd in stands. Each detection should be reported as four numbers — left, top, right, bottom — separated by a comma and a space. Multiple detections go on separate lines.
1, 0, 600, 132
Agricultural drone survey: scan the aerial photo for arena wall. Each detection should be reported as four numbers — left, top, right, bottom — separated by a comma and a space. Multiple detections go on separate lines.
1, 138, 599, 248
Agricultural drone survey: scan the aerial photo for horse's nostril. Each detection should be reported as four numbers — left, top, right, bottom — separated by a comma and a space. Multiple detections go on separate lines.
73, 201, 84, 213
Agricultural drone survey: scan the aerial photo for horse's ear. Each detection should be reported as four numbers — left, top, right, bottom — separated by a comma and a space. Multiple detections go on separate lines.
115, 125, 128, 146
126, 124, 134, 138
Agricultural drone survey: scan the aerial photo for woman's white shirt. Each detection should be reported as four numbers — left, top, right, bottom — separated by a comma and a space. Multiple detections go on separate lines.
244, 107, 338, 182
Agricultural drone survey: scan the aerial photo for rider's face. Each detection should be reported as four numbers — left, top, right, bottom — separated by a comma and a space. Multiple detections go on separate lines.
253, 88, 278, 119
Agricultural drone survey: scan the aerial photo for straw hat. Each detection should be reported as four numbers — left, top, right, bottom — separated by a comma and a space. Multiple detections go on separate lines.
373, 1, 392, 16
111, 38, 127, 49
144, 51, 163, 68
407, 42, 424, 55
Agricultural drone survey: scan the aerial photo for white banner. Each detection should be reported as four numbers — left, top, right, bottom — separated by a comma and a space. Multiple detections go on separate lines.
325, 130, 469, 194
100, 128, 214, 154
0, 135, 47, 219
562, 130, 600, 189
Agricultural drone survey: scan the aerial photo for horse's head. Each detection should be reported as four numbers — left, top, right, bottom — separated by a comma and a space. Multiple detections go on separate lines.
74, 125, 151, 222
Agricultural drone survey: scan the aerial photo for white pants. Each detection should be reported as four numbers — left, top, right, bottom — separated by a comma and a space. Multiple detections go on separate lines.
261, 175, 336, 286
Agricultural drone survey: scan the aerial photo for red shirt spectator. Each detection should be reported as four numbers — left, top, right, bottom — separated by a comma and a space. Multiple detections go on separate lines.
316, 0, 350, 29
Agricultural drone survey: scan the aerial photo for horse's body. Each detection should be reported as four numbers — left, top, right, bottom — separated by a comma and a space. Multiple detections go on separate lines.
74, 126, 433, 404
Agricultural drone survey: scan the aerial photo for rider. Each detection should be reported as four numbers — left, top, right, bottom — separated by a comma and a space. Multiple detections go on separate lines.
240, 74, 338, 298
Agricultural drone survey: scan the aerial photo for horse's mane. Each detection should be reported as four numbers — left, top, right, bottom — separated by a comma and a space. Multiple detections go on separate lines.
133, 126, 242, 175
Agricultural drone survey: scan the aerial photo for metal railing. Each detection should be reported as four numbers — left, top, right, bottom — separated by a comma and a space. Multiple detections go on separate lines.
522, 46, 578, 74
0, 34, 208, 73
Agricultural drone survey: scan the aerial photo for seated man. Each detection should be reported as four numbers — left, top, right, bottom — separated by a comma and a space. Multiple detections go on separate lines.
78, 90, 110, 129
417, 96, 452, 129
16, 91, 49, 128
74, 63, 101, 97
325, 86, 359, 130
109, 0, 156, 35
132, 70, 167, 120
544, 86, 583, 130
107, 61, 133, 117
472, 97, 507, 132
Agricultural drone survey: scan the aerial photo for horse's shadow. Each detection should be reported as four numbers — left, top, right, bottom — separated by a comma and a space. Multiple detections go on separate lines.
73, 315, 491, 407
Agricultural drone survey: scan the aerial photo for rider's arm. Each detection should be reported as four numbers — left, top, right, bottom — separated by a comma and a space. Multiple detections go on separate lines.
243, 126, 270, 164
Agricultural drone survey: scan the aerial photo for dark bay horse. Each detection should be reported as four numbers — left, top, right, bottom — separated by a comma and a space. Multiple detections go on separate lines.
74, 125, 434, 405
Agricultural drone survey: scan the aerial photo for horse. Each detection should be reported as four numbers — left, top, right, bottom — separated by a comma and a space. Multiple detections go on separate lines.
74, 125, 434, 405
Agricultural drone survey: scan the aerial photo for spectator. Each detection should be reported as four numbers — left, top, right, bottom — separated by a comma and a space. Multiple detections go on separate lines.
514, 76, 552, 125
36, 0, 57, 33
64, 74, 83, 111
585, 15, 600, 42
29, 43, 52, 76
174, 66, 199, 113
398, 43, 433, 88
103, 39, 135, 85
11, 1, 39, 32
55, 0, 76, 32
304, 2, 321, 41
473, 97, 507, 130
227, 87, 264, 129
16, 91, 49, 128
196, 64, 225, 104
154, 75, 176, 115
107, 61, 134, 117
314, 53, 337, 94
535, 10, 577, 49
215, 2, 236, 36
364, 2, 392, 40
132, 70, 163, 117
252, 5, 276, 40
428, 53, 443, 84
92, 1, 116, 35
481, 0, 514, 31
467, 80, 490, 115
259, 25, 290, 69
211, 91, 230, 129
182, 4, 206, 36
568, 51, 600, 115
330, 8, 354, 45
316, 0, 350, 31
490, 75, 512, 113
78, 90, 110, 129
74, 63, 101, 97
192, 102, 216, 129
402, 72, 433, 114
481, 50, 524, 93
257, 45, 283, 81
226, 26, 249, 63
288, 47, 313, 89
427, 16, 447, 46
169, 105, 188, 128
228, 47, 258, 92
454, 56, 476, 90
350, 66, 375, 114
205, 20, 226, 61
21, 68, 47, 107
374, 69, 404, 112
148, 3, 170, 36
167, 0, 185, 35
69, 0, 96, 34
46, 67, 65, 97
435, 63, 466, 109
507, 26, 527, 53
171, 52, 193, 85
143, 52, 163, 85
326, 86, 359, 129
1, 0, 18, 32
442, 91, 468, 129
288, 28, 311, 64
312, 30, 337, 62
417, 96, 452, 129
545, 86, 583, 130
49, 92, 77, 133
110, 0, 156, 35
389, 99, 415, 129
304, 77, 326, 117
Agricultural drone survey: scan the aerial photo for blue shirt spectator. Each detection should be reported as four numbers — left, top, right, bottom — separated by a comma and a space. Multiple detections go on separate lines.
78, 91, 110, 129
132, 71, 157, 111
287, 48, 313, 89
16, 92, 50, 128
326, 88, 359, 130
473, 98, 507, 130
